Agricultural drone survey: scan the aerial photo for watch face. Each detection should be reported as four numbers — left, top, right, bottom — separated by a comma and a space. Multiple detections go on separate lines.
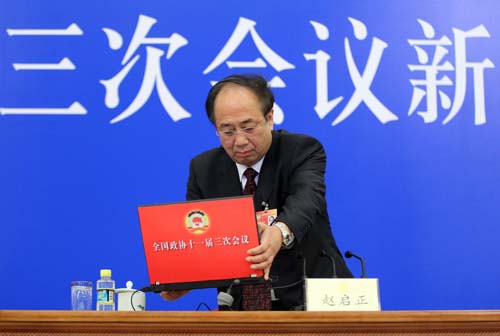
273, 222, 293, 248
283, 235, 292, 246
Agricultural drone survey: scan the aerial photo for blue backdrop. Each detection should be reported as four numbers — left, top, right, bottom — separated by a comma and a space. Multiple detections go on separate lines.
1, 0, 499, 311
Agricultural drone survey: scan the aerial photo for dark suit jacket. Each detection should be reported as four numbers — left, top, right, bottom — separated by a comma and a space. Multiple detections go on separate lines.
187, 130, 352, 310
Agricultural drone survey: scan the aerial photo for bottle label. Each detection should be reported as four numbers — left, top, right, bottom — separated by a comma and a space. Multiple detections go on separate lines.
97, 289, 115, 304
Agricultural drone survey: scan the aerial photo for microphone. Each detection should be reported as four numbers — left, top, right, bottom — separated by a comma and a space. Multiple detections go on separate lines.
217, 279, 240, 310
271, 253, 307, 291
270, 254, 306, 311
344, 250, 366, 278
299, 253, 307, 311
300, 253, 307, 282
320, 250, 338, 278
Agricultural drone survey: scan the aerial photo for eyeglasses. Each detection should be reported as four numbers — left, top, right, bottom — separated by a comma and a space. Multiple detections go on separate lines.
216, 119, 267, 139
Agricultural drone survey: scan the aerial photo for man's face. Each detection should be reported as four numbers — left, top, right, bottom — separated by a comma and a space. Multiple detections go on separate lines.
213, 84, 274, 166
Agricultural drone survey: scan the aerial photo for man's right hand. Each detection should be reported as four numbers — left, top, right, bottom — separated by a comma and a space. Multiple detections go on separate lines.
160, 290, 191, 301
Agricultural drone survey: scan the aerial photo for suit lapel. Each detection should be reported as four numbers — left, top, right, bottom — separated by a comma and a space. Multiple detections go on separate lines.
216, 151, 243, 197
254, 131, 279, 210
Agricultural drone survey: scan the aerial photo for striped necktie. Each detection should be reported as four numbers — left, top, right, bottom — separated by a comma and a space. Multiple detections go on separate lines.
241, 168, 272, 310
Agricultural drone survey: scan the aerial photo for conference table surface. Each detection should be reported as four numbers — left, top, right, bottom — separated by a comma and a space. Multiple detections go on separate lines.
1, 310, 500, 335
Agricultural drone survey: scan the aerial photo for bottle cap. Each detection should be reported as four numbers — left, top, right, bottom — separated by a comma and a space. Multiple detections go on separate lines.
100, 269, 112, 277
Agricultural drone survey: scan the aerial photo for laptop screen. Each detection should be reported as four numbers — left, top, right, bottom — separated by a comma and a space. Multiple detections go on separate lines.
137, 196, 264, 291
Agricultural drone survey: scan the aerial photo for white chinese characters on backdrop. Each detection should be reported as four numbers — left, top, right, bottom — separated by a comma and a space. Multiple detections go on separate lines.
0, 16, 495, 126
101, 15, 191, 124
203, 17, 295, 125
407, 19, 495, 125
304, 18, 398, 126
1, 23, 87, 116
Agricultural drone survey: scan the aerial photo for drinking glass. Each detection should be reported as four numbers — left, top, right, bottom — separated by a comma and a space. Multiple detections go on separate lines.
71, 281, 93, 310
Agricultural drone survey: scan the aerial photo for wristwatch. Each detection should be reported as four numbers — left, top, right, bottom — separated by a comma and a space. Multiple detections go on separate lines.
272, 222, 294, 249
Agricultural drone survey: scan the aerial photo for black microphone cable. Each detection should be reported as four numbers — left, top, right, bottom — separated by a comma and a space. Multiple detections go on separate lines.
195, 302, 212, 311
271, 253, 307, 290
270, 254, 307, 311
130, 290, 141, 311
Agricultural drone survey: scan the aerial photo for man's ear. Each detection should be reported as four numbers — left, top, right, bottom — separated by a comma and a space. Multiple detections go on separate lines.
267, 108, 274, 130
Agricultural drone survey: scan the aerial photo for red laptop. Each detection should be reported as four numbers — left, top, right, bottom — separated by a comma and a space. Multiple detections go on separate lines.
137, 196, 264, 291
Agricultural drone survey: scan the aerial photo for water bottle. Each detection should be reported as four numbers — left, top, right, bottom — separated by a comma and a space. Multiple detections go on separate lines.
96, 269, 115, 311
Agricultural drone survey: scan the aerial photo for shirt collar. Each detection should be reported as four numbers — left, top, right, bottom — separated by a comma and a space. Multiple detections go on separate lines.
236, 156, 265, 183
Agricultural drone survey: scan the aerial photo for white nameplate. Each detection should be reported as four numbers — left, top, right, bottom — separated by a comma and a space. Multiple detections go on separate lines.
305, 278, 381, 311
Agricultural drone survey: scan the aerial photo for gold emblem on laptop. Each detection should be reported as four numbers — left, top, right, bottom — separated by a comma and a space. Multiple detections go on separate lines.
185, 210, 210, 234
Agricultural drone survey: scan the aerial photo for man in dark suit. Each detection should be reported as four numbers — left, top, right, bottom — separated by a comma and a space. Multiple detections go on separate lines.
163, 74, 352, 310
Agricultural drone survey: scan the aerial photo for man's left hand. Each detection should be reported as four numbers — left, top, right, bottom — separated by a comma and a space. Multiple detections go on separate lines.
246, 222, 283, 280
